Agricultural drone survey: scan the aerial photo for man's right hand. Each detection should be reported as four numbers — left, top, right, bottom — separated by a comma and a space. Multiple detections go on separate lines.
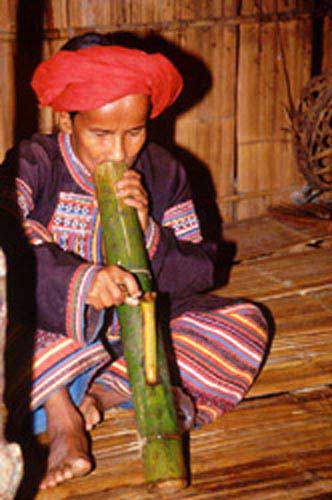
86, 265, 141, 310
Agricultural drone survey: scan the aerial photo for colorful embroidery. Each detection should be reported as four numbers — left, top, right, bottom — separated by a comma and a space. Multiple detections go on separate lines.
16, 178, 34, 216
48, 191, 102, 262
162, 199, 202, 243
58, 132, 95, 195
145, 217, 160, 259
23, 219, 53, 245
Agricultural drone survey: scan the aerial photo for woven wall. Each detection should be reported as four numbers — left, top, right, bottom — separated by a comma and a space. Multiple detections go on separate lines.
0, 1, 329, 223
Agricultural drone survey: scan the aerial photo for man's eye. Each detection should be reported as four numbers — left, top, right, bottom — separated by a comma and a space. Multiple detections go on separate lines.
128, 128, 143, 137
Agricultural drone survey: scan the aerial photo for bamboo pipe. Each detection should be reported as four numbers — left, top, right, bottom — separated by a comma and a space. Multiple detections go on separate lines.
94, 161, 187, 491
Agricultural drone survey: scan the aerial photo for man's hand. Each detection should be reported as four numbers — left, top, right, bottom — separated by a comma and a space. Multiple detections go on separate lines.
86, 265, 141, 310
116, 170, 149, 233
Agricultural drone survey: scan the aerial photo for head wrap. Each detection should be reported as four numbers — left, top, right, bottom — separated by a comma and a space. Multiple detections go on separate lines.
31, 45, 183, 118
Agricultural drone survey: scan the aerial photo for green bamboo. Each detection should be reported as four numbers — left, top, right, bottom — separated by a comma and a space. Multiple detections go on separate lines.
94, 161, 187, 490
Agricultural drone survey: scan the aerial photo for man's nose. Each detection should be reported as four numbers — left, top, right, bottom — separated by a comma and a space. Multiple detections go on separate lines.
108, 134, 125, 163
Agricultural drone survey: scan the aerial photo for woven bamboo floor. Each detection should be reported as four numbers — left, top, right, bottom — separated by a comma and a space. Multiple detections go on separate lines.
19, 213, 332, 500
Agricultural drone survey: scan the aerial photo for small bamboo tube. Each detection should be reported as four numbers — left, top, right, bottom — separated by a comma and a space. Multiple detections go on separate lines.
94, 161, 187, 490
141, 293, 157, 385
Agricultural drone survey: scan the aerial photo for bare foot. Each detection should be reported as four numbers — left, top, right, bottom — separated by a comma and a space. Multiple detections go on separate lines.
39, 387, 93, 490
79, 382, 127, 431
79, 393, 103, 431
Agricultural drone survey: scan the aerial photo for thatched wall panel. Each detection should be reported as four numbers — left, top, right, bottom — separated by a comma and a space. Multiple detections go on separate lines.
172, 24, 237, 222
237, 17, 312, 219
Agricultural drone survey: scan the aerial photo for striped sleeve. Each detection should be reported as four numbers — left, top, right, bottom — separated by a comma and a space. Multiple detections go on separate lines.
0, 174, 33, 219
66, 263, 104, 343
0, 172, 53, 246
162, 199, 202, 244
145, 217, 160, 259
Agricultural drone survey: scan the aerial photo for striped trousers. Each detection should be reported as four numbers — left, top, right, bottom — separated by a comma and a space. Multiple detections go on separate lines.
6, 300, 268, 433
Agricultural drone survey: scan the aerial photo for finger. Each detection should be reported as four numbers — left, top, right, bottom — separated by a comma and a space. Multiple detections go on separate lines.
120, 272, 141, 298
111, 268, 140, 296
117, 183, 147, 200
124, 295, 141, 306
121, 169, 141, 181
116, 173, 145, 192
123, 197, 148, 210
94, 269, 125, 306
103, 279, 126, 306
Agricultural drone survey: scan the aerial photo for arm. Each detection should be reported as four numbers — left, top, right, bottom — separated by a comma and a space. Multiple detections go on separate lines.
146, 205, 215, 299
0, 140, 103, 342
140, 145, 216, 299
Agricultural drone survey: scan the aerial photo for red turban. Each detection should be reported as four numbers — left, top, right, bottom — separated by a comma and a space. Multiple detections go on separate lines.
31, 45, 183, 118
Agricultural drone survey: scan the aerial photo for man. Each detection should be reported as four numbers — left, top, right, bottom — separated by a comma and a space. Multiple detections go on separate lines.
0, 33, 268, 489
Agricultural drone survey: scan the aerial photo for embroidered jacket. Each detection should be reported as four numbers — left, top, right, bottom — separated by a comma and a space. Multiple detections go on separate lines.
0, 133, 217, 344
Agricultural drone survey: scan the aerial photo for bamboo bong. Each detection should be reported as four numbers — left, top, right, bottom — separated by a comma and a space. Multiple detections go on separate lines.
94, 161, 187, 490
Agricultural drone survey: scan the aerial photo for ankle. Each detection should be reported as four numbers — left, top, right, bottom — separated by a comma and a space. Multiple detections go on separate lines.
45, 387, 83, 435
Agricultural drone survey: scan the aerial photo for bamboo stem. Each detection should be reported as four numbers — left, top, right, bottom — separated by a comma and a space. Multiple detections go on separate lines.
94, 161, 187, 489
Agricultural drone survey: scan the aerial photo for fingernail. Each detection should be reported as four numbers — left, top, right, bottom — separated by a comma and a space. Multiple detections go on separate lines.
124, 296, 140, 306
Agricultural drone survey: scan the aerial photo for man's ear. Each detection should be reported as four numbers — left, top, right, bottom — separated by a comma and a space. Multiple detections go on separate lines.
58, 112, 73, 134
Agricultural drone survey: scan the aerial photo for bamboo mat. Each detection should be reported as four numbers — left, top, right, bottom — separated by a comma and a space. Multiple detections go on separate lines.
248, 289, 332, 397
22, 215, 332, 499
34, 388, 332, 500
223, 215, 332, 261
215, 246, 332, 301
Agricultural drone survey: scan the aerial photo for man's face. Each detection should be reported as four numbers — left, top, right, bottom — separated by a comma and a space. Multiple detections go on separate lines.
59, 93, 150, 174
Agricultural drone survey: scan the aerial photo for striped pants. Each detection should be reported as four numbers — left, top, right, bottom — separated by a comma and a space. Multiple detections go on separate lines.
6, 300, 268, 433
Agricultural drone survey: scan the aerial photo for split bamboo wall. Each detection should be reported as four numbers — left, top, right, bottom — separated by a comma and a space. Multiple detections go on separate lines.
0, 1, 331, 223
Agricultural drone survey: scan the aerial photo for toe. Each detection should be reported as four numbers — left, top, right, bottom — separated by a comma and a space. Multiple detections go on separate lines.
71, 457, 92, 477
62, 464, 74, 481
40, 472, 57, 490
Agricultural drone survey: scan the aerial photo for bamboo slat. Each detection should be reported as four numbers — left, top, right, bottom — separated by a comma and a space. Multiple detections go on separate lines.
34, 388, 332, 499
177, 0, 223, 21
0, 41, 15, 162
0, 0, 18, 31
216, 247, 332, 300
239, 1, 315, 16
322, 15, 332, 72
38, 37, 66, 134
44, 0, 68, 30
67, 1, 113, 28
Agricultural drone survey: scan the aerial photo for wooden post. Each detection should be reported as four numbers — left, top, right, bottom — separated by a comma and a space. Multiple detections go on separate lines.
0, 248, 23, 499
